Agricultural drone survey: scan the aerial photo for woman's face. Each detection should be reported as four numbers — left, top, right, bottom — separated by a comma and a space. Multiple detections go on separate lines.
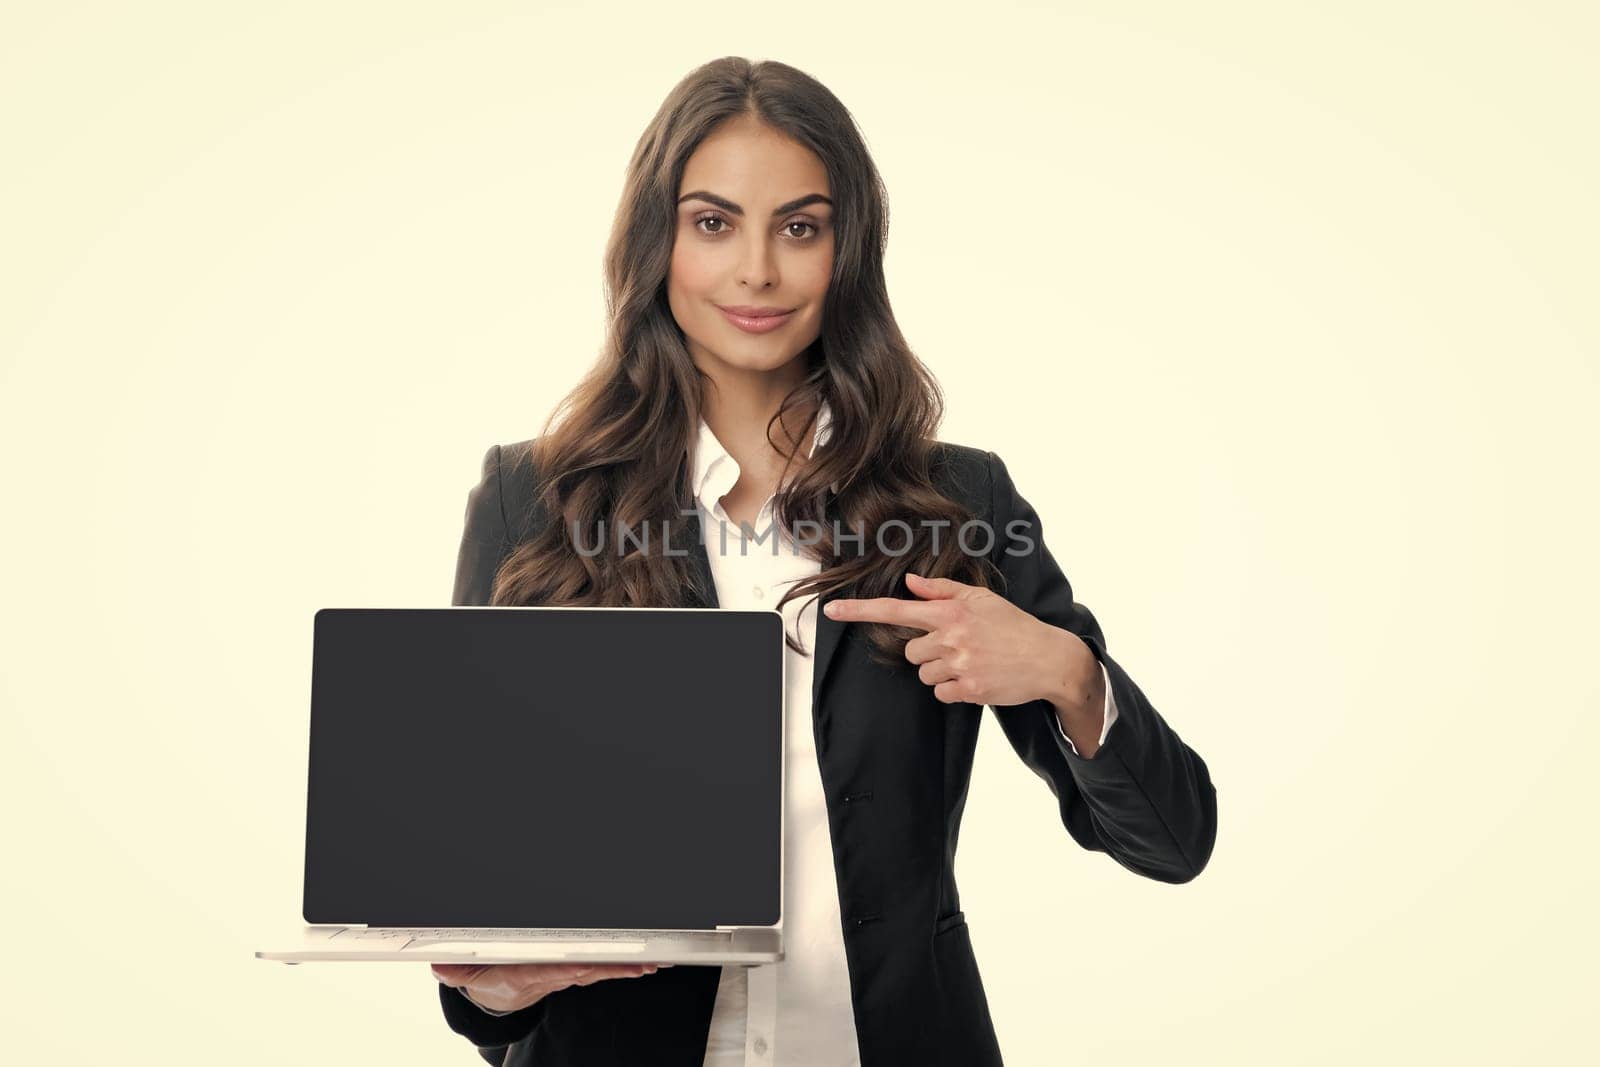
668, 115, 834, 383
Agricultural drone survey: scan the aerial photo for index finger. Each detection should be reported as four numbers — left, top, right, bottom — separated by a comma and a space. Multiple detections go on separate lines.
825, 596, 943, 631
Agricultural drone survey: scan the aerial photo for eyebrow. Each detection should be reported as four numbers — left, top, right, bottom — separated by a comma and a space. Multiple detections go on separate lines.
677, 191, 833, 217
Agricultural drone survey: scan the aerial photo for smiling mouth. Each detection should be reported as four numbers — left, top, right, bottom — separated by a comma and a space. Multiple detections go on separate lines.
716, 305, 796, 334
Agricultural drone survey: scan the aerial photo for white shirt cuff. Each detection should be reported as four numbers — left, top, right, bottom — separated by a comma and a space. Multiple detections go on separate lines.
458, 986, 516, 1017
1054, 662, 1117, 756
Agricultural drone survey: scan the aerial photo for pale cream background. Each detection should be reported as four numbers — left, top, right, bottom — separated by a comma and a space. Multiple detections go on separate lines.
2, 2, 1594, 1063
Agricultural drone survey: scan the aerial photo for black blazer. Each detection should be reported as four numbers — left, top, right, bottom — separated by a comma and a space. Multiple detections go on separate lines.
438, 439, 1218, 1067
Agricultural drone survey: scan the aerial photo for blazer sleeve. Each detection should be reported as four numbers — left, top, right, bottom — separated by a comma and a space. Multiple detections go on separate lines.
983, 449, 1218, 884
437, 442, 549, 1056
451, 443, 514, 609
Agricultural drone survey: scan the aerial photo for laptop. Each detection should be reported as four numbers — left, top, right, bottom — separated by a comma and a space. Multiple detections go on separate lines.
256, 605, 786, 965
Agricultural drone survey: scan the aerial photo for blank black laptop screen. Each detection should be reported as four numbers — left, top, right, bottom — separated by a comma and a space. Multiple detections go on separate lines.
302, 607, 783, 929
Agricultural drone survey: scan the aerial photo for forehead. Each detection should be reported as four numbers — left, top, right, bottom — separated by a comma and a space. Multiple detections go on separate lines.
679, 119, 829, 202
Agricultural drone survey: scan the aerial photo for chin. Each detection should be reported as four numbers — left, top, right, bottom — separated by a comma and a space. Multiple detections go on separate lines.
722, 348, 804, 372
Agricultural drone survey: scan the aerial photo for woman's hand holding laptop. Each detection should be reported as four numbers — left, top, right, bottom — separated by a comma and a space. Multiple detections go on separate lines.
432, 961, 677, 1014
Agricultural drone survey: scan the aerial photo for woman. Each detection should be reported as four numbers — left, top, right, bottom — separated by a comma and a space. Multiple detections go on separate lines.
432, 57, 1217, 1067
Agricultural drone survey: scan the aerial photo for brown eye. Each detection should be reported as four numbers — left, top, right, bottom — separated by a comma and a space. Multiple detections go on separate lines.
692, 213, 820, 240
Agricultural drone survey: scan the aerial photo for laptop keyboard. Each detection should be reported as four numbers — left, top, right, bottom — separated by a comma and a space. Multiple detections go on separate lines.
339, 927, 673, 941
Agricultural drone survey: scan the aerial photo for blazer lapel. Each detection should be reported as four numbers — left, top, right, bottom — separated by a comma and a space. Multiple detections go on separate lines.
806, 489, 850, 759
679, 506, 720, 609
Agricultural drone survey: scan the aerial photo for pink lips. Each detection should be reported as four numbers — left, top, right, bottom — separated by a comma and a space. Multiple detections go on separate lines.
716, 304, 795, 334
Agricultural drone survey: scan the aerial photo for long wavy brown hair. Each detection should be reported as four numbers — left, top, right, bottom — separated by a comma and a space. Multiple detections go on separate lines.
488, 56, 1003, 668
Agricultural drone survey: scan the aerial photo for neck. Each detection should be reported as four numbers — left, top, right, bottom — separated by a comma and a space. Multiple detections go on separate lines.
697, 371, 819, 472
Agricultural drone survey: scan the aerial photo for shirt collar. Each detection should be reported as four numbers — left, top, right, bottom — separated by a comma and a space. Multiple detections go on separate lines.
690, 400, 834, 510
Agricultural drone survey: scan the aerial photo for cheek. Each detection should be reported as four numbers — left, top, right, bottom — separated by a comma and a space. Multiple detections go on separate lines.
799, 243, 834, 300
668, 240, 719, 296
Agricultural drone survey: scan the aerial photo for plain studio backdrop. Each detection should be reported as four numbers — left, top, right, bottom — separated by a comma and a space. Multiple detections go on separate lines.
2, 3, 1594, 1064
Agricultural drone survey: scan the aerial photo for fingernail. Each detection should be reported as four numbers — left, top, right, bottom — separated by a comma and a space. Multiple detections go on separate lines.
824, 602, 840, 616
